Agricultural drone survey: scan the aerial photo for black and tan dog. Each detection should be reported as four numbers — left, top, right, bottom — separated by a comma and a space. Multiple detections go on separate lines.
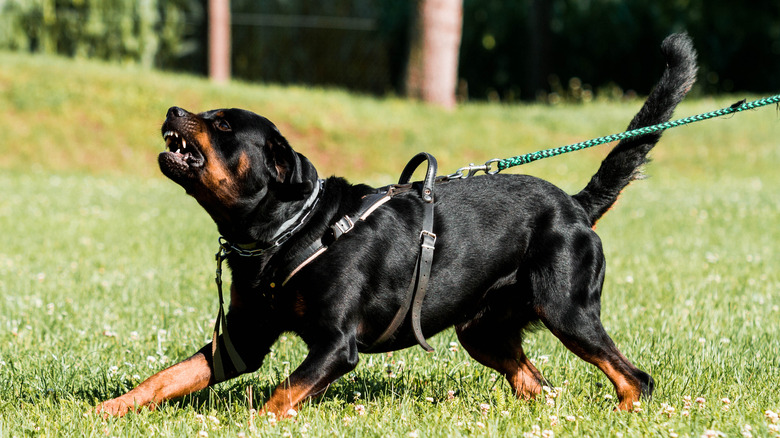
96, 34, 697, 417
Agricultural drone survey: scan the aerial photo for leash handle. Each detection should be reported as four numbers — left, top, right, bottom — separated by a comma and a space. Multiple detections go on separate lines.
399, 152, 438, 203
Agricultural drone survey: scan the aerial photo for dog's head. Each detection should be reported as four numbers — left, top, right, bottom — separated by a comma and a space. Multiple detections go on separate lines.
159, 106, 317, 235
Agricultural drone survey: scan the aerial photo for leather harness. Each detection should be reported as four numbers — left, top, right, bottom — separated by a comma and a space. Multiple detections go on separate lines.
212, 153, 439, 380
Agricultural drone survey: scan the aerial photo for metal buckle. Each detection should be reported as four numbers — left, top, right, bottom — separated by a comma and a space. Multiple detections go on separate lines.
420, 230, 437, 249
334, 216, 355, 236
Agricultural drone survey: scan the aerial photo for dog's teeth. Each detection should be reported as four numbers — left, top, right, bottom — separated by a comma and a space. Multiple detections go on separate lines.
176, 149, 181, 154
174, 132, 179, 138
182, 139, 187, 150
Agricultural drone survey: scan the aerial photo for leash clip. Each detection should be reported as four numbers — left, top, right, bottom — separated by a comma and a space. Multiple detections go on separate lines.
447, 158, 502, 180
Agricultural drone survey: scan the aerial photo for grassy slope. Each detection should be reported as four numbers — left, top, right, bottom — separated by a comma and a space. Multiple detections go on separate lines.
0, 52, 778, 437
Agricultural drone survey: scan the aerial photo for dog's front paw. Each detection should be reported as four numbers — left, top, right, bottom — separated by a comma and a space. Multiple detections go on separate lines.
94, 397, 139, 417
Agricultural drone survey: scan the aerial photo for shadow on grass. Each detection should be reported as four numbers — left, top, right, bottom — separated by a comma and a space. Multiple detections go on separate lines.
76, 368, 480, 414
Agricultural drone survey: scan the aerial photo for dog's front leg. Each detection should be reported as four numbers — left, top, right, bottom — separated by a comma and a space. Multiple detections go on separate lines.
95, 344, 218, 417
261, 336, 359, 418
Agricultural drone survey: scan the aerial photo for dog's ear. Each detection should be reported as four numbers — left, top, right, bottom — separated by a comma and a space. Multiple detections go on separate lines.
264, 128, 317, 200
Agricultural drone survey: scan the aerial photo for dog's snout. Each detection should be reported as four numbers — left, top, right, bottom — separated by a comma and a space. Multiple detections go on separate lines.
167, 106, 187, 119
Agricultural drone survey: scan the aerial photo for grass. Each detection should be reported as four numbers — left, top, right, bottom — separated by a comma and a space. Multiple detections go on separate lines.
0, 51, 778, 437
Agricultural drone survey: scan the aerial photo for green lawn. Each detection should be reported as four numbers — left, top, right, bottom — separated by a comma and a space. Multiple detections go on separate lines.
0, 52, 778, 437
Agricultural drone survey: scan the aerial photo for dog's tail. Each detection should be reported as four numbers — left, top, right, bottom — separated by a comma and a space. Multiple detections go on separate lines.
573, 33, 697, 226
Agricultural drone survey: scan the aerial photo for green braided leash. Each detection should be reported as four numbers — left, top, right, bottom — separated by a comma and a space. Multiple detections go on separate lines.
494, 94, 780, 172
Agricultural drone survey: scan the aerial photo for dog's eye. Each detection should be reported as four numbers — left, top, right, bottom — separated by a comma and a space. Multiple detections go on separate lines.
215, 119, 231, 132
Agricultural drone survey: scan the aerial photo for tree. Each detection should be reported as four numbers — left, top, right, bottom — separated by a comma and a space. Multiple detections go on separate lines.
404, 0, 463, 109
209, 0, 231, 83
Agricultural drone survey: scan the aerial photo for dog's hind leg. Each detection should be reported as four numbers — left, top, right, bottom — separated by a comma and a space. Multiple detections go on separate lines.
456, 315, 546, 400
531, 233, 654, 411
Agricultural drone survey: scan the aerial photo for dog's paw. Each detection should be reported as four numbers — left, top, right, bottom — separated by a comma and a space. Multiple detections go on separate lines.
94, 398, 137, 418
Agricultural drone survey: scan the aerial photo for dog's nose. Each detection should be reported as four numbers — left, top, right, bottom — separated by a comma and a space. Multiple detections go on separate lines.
167, 106, 187, 119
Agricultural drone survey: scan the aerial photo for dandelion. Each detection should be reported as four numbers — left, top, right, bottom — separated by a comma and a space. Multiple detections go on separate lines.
604, 394, 613, 400
565, 415, 576, 422
549, 415, 559, 426
480, 403, 491, 415
408, 431, 419, 438
670, 433, 678, 438
447, 390, 456, 401
682, 410, 690, 417
198, 431, 208, 437
660, 403, 676, 417
633, 401, 643, 412
502, 410, 511, 417
207, 415, 220, 425
701, 429, 724, 438
286, 409, 298, 418
695, 397, 706, 409
449, 341, 459, 352
768, 424, 779, 433
766, 410, 779, 424
741, 424, 753, 438
541, 430, 555, 438
342, 416, 354, 426
476, 422, 485, 428
355, 404, 366, 416
425, 397, 435, 403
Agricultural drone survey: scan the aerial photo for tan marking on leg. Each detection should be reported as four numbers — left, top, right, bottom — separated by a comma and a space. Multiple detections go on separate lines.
590, 356, 642, 411
261, 380, 318, 418
95, 352, 214, 417
456, 329, 544, 400
506, 352, 545, 400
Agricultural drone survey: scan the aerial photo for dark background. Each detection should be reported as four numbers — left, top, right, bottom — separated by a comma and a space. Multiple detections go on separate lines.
3, 0, 779, 101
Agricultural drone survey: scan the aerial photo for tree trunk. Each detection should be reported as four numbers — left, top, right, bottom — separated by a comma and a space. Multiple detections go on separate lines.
405, 0, 463, 109
209, 0, 231, 83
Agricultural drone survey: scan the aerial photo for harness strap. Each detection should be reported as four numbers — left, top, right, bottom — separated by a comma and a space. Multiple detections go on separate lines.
370, 152, 437, 352
212, 247, 247, 382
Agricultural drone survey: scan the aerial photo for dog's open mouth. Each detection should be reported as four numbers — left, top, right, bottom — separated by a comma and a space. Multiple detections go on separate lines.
162, 130, 204, 168
158, 127, 206, 183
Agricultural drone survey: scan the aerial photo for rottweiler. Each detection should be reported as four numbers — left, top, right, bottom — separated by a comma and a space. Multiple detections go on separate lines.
96, 33, 697, 417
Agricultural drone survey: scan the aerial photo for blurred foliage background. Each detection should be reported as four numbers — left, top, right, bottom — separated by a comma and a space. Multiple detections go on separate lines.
1, 0, 779, 101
